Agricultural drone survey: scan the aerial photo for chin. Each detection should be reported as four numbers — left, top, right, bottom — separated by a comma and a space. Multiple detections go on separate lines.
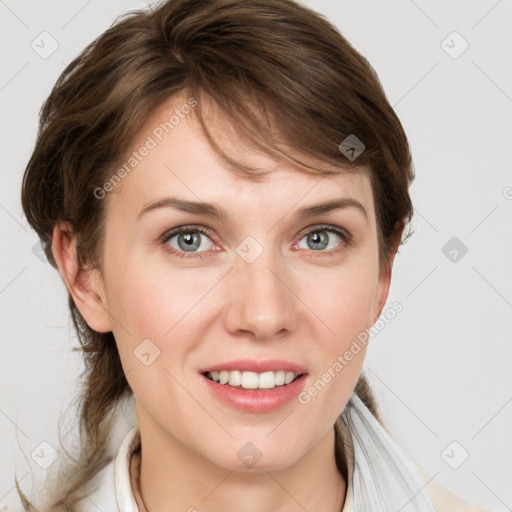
201, 437, 306, 474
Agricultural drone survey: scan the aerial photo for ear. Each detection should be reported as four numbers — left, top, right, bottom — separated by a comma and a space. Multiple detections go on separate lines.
372, 220, 404, 323
51, 221, 112, 333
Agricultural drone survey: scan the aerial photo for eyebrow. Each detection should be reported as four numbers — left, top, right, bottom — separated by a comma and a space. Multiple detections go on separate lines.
137, 196, 368, 222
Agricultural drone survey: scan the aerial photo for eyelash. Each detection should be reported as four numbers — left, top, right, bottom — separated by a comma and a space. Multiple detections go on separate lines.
160, 224, 353, 260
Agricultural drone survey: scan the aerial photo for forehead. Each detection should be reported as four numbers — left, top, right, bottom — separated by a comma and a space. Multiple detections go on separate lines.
104, 94, 375, 219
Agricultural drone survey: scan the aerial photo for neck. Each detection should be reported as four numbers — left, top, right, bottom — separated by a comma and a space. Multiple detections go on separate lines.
135, 416, 346, 512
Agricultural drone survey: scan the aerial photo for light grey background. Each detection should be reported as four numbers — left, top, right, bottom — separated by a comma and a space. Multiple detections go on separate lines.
1, 1, 511, 511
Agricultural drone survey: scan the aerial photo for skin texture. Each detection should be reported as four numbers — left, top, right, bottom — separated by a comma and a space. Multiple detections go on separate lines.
52, 94, 398, 512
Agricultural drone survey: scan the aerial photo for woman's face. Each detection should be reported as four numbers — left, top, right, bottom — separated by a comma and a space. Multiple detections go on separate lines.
85, 94, 392, 471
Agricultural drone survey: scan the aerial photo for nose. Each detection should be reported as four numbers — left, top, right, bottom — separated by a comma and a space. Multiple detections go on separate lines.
222, 245, 296, 341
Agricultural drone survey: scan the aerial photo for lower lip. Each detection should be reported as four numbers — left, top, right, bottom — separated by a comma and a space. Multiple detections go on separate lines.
200, 373, 308, 413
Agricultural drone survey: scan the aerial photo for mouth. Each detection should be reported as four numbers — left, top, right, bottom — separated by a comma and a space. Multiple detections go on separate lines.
202, 370, 306, 391
199, 361, 309, 412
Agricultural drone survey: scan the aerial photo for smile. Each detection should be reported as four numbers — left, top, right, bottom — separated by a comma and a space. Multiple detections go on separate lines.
203, 370, 303, 390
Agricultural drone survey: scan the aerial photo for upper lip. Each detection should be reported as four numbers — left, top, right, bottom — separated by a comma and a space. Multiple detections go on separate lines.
200, 359, 308, 375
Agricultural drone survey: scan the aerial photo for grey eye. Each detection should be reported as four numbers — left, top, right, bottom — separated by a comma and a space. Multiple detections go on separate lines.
167, 230, 213, 253
298, 230, 342, 251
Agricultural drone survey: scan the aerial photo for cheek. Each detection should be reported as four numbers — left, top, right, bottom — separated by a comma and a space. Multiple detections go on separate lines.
295, 260, 379, 401
103, 256, 215, 376
103, 263, 198, 416
304, 261, 379, 342
105, 251, 198, 331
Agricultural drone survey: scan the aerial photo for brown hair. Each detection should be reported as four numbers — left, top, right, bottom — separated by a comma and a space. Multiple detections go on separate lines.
19, 0, 413, 509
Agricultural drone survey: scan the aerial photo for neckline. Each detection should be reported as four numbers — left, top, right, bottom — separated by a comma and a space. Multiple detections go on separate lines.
121, 424, 354, 512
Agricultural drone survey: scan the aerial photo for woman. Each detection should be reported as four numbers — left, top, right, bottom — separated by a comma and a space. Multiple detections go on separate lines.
18, 0, 491, 510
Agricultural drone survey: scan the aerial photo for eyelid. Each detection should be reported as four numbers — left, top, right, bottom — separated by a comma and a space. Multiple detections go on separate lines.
297, 223, 352, 243
160, 224, 214, 243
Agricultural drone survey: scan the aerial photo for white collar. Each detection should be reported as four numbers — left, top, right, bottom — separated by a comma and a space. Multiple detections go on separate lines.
114, 425, 141, 512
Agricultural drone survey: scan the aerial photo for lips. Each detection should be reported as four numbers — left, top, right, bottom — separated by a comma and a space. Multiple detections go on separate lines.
198, 359, 308, 375
197, 359, 309, 412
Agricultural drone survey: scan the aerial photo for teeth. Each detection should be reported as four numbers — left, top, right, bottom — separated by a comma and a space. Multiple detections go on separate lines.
229, 371, 241, 387
205, 370, 301, 389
